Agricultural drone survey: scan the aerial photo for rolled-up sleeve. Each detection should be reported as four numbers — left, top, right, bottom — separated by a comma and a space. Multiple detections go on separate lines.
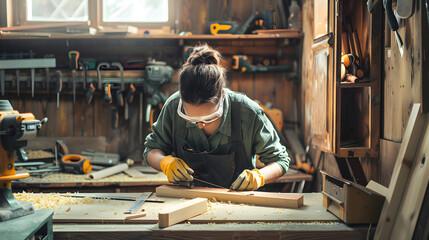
252, 110, 290, 174
143, 98, 176, 164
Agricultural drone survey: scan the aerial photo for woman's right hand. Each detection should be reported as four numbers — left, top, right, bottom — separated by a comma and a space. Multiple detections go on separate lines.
160, 155, 194, 182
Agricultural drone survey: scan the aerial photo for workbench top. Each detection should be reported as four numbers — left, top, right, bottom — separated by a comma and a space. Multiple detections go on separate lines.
39, 192, 372, 239
12, 169, 312, 193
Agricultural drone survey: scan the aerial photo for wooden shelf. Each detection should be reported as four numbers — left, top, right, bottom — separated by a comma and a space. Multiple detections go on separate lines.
339, 81, 376, 88
0, 33, 304, 40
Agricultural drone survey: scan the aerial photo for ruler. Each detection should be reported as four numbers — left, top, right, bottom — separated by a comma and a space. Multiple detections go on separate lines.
124, 192, 152, 214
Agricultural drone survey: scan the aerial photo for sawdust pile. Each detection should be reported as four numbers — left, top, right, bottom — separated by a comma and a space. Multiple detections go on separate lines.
13, 192, 95, 210
26, 150, 54, 159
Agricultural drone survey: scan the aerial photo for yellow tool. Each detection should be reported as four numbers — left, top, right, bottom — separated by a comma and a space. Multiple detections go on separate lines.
209, 21, 238, 35
60, 154, 92, 174
0, 100, 47, 221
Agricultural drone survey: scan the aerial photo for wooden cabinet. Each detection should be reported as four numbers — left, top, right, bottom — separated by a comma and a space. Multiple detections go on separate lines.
311, 0, 382, 158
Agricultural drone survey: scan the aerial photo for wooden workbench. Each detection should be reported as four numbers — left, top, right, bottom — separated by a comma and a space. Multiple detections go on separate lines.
43, 192, 373, 239
12, 169, 313, 193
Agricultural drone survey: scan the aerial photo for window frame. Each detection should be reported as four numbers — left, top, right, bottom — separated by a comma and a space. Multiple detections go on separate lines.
14, 0, 175, 30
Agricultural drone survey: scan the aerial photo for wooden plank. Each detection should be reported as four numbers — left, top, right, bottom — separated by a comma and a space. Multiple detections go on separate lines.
375, 104, 425, 239
379, 139, 401, 187
124, 168, 146, 178
156, 185, 303, 209
158, 198, 208, 228
0, 22, 88, 31
391, 115, 429, 239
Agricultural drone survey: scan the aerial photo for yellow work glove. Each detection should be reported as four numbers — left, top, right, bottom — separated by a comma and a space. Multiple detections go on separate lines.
160, 155, 194, 183
230, 169, 265, 191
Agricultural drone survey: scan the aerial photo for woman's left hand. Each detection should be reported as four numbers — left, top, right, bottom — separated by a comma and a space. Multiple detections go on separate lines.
230, 169, 265, 191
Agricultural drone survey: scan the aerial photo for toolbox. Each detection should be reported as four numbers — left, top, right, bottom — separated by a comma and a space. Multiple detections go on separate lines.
321, 170, 384, 224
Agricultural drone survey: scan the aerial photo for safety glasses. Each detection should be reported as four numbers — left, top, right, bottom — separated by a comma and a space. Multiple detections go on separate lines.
177, 94, 225, 124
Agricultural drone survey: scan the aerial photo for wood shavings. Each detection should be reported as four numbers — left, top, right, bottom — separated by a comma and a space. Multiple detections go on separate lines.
26, 150, 54, 159
13, 192, 96, 210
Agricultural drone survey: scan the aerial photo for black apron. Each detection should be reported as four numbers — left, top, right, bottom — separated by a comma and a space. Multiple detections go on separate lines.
174, 101, 253, 188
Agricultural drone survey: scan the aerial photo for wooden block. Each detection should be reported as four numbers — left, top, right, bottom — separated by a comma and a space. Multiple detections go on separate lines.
366, 180, 389, 198
124, 168, 146, 178
156, 185, 303, 208
158, 198, 208, 228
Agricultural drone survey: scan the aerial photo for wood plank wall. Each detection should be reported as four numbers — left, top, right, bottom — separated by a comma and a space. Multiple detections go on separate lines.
301, 0, 425, 189
1, 0, 299, 163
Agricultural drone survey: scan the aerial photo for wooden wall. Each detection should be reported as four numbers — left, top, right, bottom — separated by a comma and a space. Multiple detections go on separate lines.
301, 0, 427, 189
1, 0, 298, 163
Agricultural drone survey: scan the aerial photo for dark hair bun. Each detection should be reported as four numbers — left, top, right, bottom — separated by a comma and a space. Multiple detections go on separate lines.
187, 45, 220, 66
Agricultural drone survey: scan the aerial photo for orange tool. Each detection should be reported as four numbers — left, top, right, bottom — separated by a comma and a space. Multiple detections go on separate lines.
61, 154, 92, 174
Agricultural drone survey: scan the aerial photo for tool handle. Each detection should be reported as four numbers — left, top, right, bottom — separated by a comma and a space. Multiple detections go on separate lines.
86, 83, 96, 104
79, 61, 88, 90
61, 155, 92, 174
104, 83, 112, 104
126, 83, 136, 104
116, 90, 124, 107
111, 107, 118, 129
55, 70, 62, 93
68, 50, 80, 69
383, 0, 399, 31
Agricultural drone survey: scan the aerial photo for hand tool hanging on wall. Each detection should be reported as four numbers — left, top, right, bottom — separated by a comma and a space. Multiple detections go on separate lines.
78, 61, 88, 91
0, 70, 4, 96
55, 70, 62, 109
45, 68, 50, 96
143, 61, 173, 128
111, 62, 126, 119
367, 0, 380, 13
0, 58, 56, 97
15, 70, 20, 96
68, 51, 79, 104
383, 0, 404, 56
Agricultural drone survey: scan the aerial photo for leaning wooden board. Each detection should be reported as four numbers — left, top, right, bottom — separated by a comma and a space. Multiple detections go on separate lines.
156, 185, 304, 208
51, 193, 339, 224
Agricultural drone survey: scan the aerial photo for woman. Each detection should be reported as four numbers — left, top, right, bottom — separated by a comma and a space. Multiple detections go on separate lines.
144, 44, 290, 191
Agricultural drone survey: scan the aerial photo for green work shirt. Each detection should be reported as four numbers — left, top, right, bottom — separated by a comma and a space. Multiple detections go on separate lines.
143, 89, 290, 174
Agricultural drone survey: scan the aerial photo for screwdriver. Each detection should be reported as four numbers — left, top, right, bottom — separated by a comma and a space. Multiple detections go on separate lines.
55, 70, 62, 109
60, 154, 92, 174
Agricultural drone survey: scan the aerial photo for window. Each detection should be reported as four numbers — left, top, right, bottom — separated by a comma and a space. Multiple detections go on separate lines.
26, 0, 89, 22
102, 0, 169, 23
17, 0, 174, 28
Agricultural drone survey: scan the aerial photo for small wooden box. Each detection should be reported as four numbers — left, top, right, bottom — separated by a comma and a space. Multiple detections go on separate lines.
321, 171, 384, 224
